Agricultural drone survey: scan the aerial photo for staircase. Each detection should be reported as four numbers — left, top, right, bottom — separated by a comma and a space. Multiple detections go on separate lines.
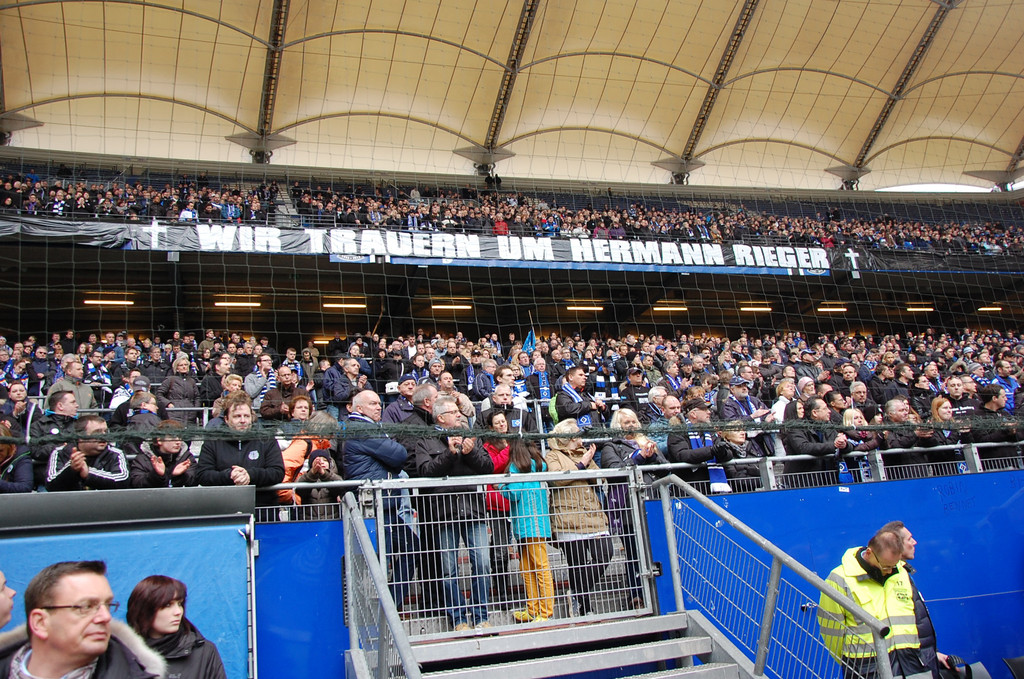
348, 612, 738, 679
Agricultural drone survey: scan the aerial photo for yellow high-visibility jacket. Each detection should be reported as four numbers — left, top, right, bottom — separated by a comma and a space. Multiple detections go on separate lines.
818, 547, 920, 660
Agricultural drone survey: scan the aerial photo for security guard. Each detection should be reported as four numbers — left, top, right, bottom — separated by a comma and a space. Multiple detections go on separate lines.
818, 529, 928, 679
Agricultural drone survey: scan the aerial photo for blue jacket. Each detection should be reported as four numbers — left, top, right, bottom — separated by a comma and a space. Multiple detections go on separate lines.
340, 414, 408, 480
501, 460, 551, 539
322, 364, 355, 406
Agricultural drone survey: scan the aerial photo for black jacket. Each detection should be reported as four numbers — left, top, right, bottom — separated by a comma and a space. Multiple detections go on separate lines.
141, 359, 171, 383
128, 442, 199, 488
971, 407, 1022, 460
196, 431, 285, 505
479, 403, 535, 436
148, 620, 226, 679
554, 387, 600, 427
600, 437, 668, 484
45, 443, 130, 491
881, 422, 928, 469
396, 407, 433, 476
782, 423, 842, 476
198, 373, 225, 407
667, 430, 732, 485
28, 412, 76, 466
905, 566, 939, 672
0, 448, 32, 493
413, 435, 493, 521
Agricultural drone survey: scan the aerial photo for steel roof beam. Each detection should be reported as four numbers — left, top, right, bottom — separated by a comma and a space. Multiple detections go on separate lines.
253, 0, 290, 161
852, 1, 958, 170
681, 0, 762, 162
484, 0, 539, 152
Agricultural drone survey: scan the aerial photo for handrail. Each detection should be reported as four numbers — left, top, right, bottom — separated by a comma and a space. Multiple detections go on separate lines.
652, 473, 894, 679
341, 493, 422, 679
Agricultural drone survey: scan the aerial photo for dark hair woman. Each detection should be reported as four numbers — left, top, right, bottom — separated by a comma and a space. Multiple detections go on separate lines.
0, 424, 32, 493
127, 575, 227, 679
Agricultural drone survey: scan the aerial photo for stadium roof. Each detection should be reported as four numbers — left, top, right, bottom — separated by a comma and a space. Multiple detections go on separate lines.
1, 0, 1023, 191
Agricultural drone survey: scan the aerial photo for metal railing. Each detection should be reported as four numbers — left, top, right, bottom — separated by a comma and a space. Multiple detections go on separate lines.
350, 469, 655, 640
342, 493, 422, 679
653, 474, 895, 679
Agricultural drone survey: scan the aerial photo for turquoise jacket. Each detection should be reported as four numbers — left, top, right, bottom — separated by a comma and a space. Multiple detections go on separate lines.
501, 460, 551, 539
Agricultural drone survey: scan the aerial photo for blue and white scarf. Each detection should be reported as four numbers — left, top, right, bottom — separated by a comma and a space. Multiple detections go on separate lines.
536, 371, 551, 399
561, 382, 591, 428
254, 366, 277, 404
283, 358, 304, 379
690, 431, 728, 489
512, 378, 529, 402
592, 372, 618, 402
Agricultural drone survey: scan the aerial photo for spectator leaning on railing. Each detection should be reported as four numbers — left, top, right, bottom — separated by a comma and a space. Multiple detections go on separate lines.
3, 321, 1024, 495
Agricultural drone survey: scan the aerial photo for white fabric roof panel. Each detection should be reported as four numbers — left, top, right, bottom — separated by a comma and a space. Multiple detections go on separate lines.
1, 0, 1023, 189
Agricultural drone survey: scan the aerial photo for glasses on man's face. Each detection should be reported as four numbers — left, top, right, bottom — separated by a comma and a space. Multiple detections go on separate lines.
41, 600, 120, 617
440, 409, 460, 416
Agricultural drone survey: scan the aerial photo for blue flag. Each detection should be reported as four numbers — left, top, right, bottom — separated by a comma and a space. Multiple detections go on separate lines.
523, 329, 536, 355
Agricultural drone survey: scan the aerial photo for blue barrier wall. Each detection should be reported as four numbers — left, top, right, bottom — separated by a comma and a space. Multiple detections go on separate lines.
2, 521, 251, 679
10, 473, 1017, 679
673, 470, 1024, 679
253, 519, 348, 679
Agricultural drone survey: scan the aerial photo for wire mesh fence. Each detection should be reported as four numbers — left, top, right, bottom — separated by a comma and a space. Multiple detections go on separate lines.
342, 496, 421, 679
665, 486, 892, 679
370, 471, 655, 639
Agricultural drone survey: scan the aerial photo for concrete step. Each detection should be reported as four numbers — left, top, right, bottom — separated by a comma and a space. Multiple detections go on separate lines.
422, 636, 712, 679
412, 612, 690, 664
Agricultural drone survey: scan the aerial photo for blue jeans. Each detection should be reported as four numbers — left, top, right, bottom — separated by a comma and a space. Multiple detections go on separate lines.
438, 520, 490, 626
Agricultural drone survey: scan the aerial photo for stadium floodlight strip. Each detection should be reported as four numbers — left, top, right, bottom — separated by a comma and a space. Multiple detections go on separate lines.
566, 306, 604, 311
432, 305, 473, 310
978, 306, 1003, 312
214, 301, 262, 307
906, 306, 934, 312
652, 306, 688, 312
83, 299, 134, 306
739, 306, 772, 312
323, 303, 367, 309
817, 306, 848, 313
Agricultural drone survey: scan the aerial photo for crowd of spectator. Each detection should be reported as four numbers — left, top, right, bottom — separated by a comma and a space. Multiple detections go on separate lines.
1, 322, 1022, 501
290, 183, 1024, 254
0, 170, 278, 223
2, 166, 1023, 254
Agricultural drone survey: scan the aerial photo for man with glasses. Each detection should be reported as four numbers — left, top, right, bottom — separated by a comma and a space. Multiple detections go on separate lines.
413, 396, 494, 631
0, 560, 165, 678
818, 529, 925, 679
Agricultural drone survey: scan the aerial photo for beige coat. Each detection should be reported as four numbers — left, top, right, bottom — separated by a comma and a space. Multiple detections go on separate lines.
545, 437, 609, 535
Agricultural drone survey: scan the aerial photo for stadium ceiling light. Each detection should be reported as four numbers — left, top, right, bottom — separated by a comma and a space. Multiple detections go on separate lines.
977, 306, 1002, 312
906, 306, 934, 312
323, 303, 367, 309
739, 306, 772, 312
214, 301, 262, 307
432, 304, 472, 310
653, 306, 688, 312
566, 306, 604, 311
83, 299, 134, 306
817, 306, 847, 313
